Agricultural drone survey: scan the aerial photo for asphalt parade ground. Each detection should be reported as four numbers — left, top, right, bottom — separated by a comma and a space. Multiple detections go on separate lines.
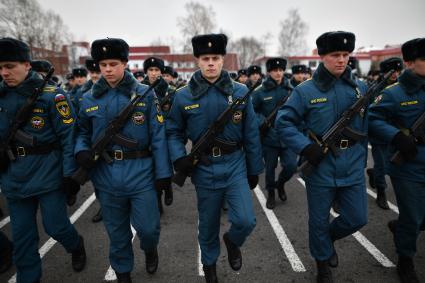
1, 146, 424, 283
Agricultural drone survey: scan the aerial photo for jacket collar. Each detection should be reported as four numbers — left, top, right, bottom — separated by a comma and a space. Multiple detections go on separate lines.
92, 70, 138, 98
188, 70, 234, 99
142, 76, 169, 97
398, 69, 425, 94
80, 80, 94, 94
262, 76, 293, 92
0, 71, 43, 97
313, 63, 357, 92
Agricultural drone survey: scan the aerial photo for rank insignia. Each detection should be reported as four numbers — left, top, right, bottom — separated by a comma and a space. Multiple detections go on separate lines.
157, 114, 164, 124
232, 110, 243, 124
132, 112, 145, 125
30, 116, 45, 129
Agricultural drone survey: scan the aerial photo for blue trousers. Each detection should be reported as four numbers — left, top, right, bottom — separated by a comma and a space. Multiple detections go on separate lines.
7, 189, 80, 283
263, 145, 297, 191
391, 178, 425, 257
305, 182, 368, 261
196, 178, 256, 265
96, 187, 160, 273
370, 143, 389, 189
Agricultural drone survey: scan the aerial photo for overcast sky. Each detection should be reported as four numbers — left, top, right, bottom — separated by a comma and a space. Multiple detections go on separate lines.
38, 0, 424, 55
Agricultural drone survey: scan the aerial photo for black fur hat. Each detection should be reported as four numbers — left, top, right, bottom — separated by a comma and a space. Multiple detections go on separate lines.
316, 31, 356, 55
31, 60, 52, 73
163, 65, 174, 76
172, 70, 179, 79
0, 37, 31, 62
191, 33, 227, 58
402, 38, 425, 62
266, 57, 287, 72
143, 57, 165, 73
380, 57, 403, 73
133, 71, 145, 78
65, 73, 74, 80
85, 58, 100, 72
91, 38, 129, 62
291, 64, 307, 74
237, 69, 247, 76
348, 57, 358, 70
247, 65, 262, 76
72, 68, 88, 77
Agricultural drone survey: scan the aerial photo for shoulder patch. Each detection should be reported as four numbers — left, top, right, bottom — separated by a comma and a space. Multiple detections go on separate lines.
384, 82, 399, 90
310, 97, 328, 104
43, 86, 57, 93
184, 104, 200, 110
85, 105, 99, 113
400, 100, 418, 106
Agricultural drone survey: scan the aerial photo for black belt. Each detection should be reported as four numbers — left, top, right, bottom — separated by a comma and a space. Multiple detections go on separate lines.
12, 142, 61, 157
106, 149, 152, 160
203, 139, 242, 157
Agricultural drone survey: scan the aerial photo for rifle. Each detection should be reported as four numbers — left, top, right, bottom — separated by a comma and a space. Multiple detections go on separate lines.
390, 111, 425, 165
72, 79, 160, 185
159, 87, 177, 110
172, 81, 261, 187
259, 87, 292, 139
299, 70, 395, 176
0, 67, 55, 164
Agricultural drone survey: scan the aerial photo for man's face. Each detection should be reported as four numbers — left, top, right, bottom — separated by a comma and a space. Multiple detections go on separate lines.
269, 68, 284, 84
89, 71, 101, 83
249, 73, 261, 83
99, 59, 126, 86
293, 72, 305, 82
162, 73, 173, 84
147, 67, 162, 83
321, 51, 350, 77
74, 75, 87, 86
387, 70, 401, 83
406, 58, 425, 78
0, 61, 31, 87
135, 76, 144, 82
238, 74, 248, 84
197, 54, 224, 82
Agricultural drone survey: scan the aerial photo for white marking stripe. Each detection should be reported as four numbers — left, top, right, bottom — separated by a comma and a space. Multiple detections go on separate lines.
198, 243, 204, 276
254, 186, 306, 272
366, 187, 399, 214
104, 226, 137, 281
296, 178, 395, 267
8, 193, 97, 283
0, 216, 10, 229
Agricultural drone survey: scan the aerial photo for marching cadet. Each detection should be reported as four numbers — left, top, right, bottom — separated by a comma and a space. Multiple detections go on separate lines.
133, 70, 145, 82
366, 57, 404, 210
252, 57, 296, 209
162, 65, 176, 86
65, 73, 76, 92
68, 67, 88, 111
166, 33, 263, 283
276, 31, 368, 282
290, 64, 308, 87
142, 56, 175, 213
74, 38, 172, 283
0, 37, 86, 283
236, 69, 248, 85
246, 65, 262, 88
368, 38, 425, 283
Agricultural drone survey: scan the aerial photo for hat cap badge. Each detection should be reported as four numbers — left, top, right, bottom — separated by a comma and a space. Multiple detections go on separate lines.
277, 61, 279, 64
343, 38, 347, 44
208, 42, 212, 47
151, 58, 154, 62
102, 46, 107, 52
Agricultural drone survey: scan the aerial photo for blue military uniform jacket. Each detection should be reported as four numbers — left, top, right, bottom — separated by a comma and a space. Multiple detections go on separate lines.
276, 63, 368, 186
166, 70, 264, 189
368, 69, 425, 182
142, 77, 176, 118
74, 71, 172, 195
0, 71, 77, 198
252, 76, 293, 148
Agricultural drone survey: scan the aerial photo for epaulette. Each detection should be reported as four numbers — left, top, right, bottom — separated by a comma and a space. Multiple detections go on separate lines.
384, 82, 399, 90
298, 78, 312, 87
43, 86, 57, 93
176, 84, 188, 92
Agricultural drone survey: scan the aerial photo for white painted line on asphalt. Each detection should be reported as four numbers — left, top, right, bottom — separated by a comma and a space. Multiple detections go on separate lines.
104, 225, 137, 281
253, 185, 306, 272
8, 193, 97, 283
368, 144, 372, 149
366, 187, 399, 214
198, 243, 204, 276
0, 216, 10, 229
296, 178, 395, 268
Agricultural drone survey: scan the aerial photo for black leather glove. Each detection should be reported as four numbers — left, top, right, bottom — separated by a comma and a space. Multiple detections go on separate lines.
75, 150, 96, 169
247, 175, 259, 190
173, 155, 195, 176
0, 150, 10, 172
392, 131, 418, 162
61, 177, 80, 206
155, 178, 171, 192
301, 143, 325, 167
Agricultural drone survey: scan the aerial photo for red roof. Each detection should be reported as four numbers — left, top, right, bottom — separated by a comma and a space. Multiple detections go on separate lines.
130, 46, 170, 54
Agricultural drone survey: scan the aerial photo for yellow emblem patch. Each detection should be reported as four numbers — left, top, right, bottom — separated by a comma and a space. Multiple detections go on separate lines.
32, 108, 45, 113
232, 110, 243, 124
62, 118, 74, 124
263, 96, 273, 101
136, 102, 146, 107
400, 100, 418, 106
30, 116, 45, 129
85, 106, 99, 113
54, 94, 71, 119
132, 112, 145, 125
184, 104, 200, 111
157, 114, 164, 124
310, 98, 328, 104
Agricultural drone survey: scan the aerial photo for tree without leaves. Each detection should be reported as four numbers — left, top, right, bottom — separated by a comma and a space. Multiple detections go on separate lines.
278, 8, 309, 56
229, 36, 265, 69
177, 1, 216, 53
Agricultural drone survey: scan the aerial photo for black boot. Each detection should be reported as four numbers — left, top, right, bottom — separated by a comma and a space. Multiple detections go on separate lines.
331, 199, 340, 214
91, 208, 103, 223
0, 207, 3, 218
164, 186, 173, 206
376, 188, 389, 210
328, 239, 338, 268
223, 232, 242, 271
0, 235, 13, 274
203, 264, 218, 283
116, 272, 132, 283
266, 190, 276, 210
397, 256, 420, 283
157, 190, 164, 216
145, 248, 158, 274
366, 168, 376, 188
276, 179, 287, 202
388, 219, 398, 234
71, 236, 86, 272
316, 260, 334, 283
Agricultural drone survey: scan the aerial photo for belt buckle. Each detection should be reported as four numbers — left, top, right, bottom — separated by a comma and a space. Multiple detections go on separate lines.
114, 150, 123, 160
339, 139, 349, 149
212, 146, 221, 157
17, 146, 26, 157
